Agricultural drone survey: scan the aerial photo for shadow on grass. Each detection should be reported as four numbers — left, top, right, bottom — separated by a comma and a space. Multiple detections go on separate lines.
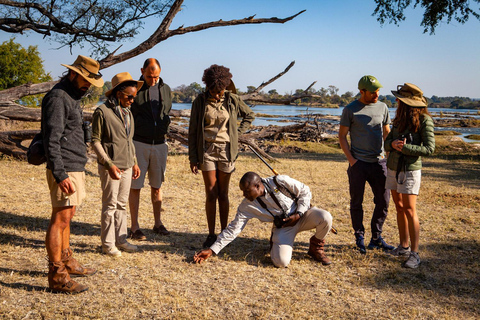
151, 230, 348, 267
0, 267, 47, 293
364, 240, 480, 311
241, 152, 347, 163
423, 158, 480, 187
0, 280, 46, 293
0, 210, 101, 238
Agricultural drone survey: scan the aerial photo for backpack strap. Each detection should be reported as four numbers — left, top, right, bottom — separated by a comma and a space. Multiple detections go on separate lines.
273, 176, 298, 202
256, 197, 276, 218
261, 180, 288, 215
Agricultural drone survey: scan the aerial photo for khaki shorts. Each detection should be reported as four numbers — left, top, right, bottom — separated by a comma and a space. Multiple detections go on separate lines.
200, 142, 235, 173
386, 168, 421, 195
131, 141, 168, 189
46, 170, 86, 207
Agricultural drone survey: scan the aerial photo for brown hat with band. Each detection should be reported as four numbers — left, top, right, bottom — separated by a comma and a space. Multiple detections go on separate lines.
105, 72, 143, 98
61, 55, 104, 87
391, 83, 428, 107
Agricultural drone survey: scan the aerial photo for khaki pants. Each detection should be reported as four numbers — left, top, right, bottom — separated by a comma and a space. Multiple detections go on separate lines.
98, 165, 132, 251
270, 207, 332, 267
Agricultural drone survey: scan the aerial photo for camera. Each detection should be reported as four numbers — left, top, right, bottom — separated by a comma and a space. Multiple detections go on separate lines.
274, 213, 289, 228
399, 133, 413, 144
83, 121, 92, 143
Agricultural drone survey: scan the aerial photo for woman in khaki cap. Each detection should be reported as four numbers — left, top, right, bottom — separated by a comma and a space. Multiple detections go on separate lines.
384, 83, 435, 269
91, 72, 143, 256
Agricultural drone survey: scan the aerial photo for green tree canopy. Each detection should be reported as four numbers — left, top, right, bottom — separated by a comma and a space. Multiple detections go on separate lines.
373, 0, 480, 33
0, 38, 52, 90
0, 38, 52, 107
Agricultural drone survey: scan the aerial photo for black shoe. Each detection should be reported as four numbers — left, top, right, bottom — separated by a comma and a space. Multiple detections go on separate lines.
367, 236, 394, 251
203, 234, 217, 248
356, 236, 366, 254
152, 225, 170, 235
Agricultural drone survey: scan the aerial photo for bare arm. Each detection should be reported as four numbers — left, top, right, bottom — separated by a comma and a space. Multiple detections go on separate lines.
338, 125, 357, 166
383, 124, 391, 141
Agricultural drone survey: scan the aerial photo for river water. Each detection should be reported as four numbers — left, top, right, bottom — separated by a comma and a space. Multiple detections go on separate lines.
173, 103, 480, 143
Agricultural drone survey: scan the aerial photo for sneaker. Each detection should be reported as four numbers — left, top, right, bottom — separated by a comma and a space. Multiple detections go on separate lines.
102, 247, 122, 257
117, 241, 138, 253
403, 251, 421, 268
203, 234, 217, 248
389, 245, 411, 257
355, 235, 366, 254
129, 229, 147, 241
153, 224, 170, 235
367, 236, 395, 251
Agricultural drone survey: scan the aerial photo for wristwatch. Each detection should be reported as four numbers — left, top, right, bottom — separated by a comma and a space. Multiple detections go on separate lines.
296, 211, 304, 218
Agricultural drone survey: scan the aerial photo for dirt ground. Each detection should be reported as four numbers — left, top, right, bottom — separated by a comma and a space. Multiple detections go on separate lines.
0, 148, 479, 319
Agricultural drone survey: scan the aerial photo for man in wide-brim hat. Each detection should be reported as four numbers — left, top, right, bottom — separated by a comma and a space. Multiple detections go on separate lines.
42, 55, 104, 294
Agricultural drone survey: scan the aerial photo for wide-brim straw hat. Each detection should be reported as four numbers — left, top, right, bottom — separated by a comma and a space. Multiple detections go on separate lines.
391, 83, 428, 107
61, 55, 104, 87
105, 72, 144, 97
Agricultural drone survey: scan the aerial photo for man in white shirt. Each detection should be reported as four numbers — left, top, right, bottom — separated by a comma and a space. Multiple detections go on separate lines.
194, 172, 333, 267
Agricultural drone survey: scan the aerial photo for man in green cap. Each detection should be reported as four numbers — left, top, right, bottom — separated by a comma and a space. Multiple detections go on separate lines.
338, 75, 394, 254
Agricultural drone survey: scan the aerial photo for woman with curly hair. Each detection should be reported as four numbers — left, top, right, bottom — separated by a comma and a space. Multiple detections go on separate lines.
189, 64, 255, 248
384, 83, 435, 268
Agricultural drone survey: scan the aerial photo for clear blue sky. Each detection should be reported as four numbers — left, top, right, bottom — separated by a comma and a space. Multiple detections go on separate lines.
1, 0, 479, 98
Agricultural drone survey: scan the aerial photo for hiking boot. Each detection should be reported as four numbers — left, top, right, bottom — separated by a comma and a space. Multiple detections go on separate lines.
389, 245, 411, 257
307, 235, 331, 265
129, 229, 147, 241
61, 248, 96, 277
203, 234, 217, 248
403, 251, 421, 269
153, 224, 170, 235
48, 261, 88, 294
355, 235, 366, 254
117, 241, 138, 253
102, 247, 122, 257
367, 236, 394, 251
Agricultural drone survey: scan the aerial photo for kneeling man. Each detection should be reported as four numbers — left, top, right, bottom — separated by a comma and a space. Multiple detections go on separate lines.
194, 172, 333, 267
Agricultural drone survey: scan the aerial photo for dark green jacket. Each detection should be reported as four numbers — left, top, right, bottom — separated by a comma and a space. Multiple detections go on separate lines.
384, 114, 435, 171
188, 91, 255, 165
131, 78, 172, 144
92, 98, 136, 170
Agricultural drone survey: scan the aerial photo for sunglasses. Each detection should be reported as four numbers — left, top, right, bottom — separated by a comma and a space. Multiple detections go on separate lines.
78, 64, 103, 80
121, 92, 136, 100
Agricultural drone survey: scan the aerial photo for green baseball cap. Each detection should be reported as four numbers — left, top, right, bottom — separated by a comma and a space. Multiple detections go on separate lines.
358, 75, 383, 92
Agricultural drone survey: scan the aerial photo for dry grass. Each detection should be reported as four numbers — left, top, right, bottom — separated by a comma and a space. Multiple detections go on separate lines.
0, 147, 479, 319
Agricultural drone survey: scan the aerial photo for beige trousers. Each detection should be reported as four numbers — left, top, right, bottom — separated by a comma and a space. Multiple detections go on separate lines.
270, 207, 332, 268
98, 165, 132, 251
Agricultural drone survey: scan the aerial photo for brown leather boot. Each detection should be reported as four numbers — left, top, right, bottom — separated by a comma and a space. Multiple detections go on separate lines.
48, 261, 88, 294
61, 248, 96, 277
308, 235, 332, 266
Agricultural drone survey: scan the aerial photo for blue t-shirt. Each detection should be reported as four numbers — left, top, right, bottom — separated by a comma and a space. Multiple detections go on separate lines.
340, 100, 390, 163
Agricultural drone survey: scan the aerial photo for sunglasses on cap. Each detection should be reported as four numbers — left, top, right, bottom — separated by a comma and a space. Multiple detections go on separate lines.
78, 64, 103, 80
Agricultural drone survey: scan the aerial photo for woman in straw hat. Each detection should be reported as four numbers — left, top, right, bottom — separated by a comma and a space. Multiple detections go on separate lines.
384, 83, 435, 268
91, 72, 143, 256
188, 64, 255, 248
